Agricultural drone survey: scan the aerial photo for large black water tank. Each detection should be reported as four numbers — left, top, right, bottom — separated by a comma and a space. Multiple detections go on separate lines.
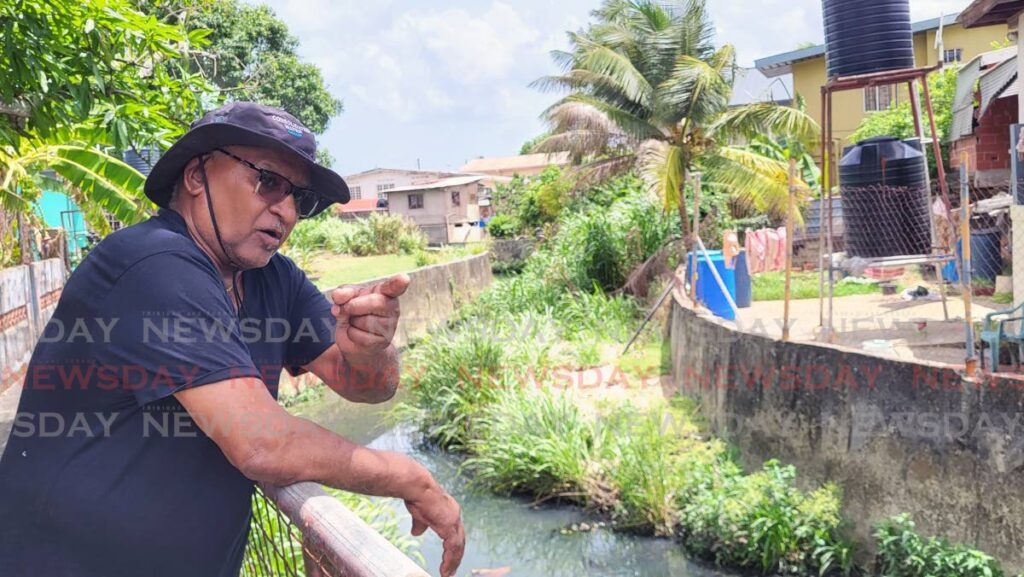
822, 0, 915, 78
840, 137, 931, 258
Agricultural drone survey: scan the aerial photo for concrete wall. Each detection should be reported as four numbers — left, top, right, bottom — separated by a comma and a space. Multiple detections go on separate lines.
0, 259, 67, 394
669, 292, 1024, 571
354, 252, 492, 349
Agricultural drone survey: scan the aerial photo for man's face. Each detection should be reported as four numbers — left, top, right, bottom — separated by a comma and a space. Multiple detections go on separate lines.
199, 145, 308, 269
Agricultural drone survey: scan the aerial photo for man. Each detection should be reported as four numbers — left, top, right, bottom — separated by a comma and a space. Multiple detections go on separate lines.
0, 102, 464, 577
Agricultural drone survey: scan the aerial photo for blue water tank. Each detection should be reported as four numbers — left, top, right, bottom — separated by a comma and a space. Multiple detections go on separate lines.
686, 251, 737, 320
822, 0, 915, 78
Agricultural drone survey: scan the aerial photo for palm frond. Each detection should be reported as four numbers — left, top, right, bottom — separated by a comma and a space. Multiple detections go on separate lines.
710, 102, 820, 150
706, 146, 808, 222
654, 54, 730, 127
637, 139, 687, 213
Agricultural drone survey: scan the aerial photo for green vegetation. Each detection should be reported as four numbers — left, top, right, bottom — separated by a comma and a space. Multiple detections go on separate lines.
874, 514, 1006, 577
287, 213, 427, 257
849, 67, 958, 174
244, 488, 421, 576
147, 0, 343, 136
752, 272, 882, 301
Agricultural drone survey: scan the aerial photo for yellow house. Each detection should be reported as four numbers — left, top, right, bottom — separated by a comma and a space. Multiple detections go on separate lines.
755, 14, 1008, 154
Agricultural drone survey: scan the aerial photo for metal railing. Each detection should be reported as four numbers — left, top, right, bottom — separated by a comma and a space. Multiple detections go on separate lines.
243, 483, 428, 577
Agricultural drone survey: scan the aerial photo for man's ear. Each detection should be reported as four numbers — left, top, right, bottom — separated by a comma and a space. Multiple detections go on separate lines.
181, 156, 207, 199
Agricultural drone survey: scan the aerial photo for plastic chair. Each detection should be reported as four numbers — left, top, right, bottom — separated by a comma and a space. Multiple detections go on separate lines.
980, 302, 1024, 371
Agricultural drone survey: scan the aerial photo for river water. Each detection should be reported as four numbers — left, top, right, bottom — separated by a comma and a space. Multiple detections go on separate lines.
295, 393, 732, 577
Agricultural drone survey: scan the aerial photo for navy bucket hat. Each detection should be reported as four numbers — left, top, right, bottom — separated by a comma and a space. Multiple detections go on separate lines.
144, 102, 349, 217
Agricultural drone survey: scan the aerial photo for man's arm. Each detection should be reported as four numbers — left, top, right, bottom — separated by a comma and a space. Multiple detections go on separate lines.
303, 342, 400, 404
304, 274, 409, 404
175, 378, 465, 577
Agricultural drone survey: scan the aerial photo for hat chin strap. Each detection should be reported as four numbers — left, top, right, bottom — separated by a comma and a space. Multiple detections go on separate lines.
198, 155, 246, 314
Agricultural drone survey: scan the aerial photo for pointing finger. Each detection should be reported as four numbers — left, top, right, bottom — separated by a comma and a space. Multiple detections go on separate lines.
331, 286, 358, 306
373, 274, 410, 299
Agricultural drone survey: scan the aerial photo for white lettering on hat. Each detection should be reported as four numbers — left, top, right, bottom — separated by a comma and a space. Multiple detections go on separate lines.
271, 115, 307, 137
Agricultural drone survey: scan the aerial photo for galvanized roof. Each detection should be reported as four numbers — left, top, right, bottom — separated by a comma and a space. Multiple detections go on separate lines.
950, 56, 984, 142
978, 54, 1018, 118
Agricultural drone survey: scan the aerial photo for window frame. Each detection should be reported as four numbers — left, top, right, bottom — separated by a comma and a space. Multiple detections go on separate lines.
408, 193, 424, 209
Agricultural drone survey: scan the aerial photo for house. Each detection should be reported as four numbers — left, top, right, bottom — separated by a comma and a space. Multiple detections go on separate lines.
342, 168, 460, 202
460, 152, 571, 178
755, 13, 1009, 156
386, 174, 511, 245
949, 46, 1019, 187
332, 197, 387, 220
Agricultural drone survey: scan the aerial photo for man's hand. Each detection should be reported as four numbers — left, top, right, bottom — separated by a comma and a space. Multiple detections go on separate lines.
404, 480, 465, 577
330, 274, 410, 361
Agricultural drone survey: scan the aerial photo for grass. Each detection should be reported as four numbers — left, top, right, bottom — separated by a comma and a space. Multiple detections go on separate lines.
305, 245, 485, 290
307, 252, 420, 289
753, 271, 881, 301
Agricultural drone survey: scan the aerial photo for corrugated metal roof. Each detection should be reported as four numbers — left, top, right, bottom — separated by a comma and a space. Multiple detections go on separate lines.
460, 152, 570, 173
950, 56, 983, 142
386, 174, 511, 194
978, 55, 1018, 118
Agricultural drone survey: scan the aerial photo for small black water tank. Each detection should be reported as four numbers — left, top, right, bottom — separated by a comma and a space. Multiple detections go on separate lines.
822, 0, 915, 78
840, 137, 931, 258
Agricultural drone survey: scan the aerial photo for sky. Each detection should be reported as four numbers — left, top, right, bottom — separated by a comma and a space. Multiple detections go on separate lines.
250, 0, 974, 175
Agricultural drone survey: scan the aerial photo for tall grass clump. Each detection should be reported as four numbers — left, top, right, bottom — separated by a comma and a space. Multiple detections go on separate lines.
465, 387, 598, 498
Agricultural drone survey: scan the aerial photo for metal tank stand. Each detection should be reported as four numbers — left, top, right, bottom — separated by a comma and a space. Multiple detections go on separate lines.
818, 64, 953, 342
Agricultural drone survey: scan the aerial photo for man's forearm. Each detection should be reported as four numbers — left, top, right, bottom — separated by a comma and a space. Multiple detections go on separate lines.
326, 344, 400, 403
245, 412, 432, 501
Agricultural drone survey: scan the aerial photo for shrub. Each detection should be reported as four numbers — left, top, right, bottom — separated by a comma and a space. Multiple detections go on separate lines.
873, 514, 1004, 577
486, 214, 519, 238
677, 460, 852, 575
349, 213, 426, 256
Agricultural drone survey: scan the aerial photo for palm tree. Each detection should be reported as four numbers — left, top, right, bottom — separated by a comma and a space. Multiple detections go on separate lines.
531, 0, 819, 239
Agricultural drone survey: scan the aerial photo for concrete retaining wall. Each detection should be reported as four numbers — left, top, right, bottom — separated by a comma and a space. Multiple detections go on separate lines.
340, 252, 493, 349
0, 259, 66, 394
669, 290, 1024, 571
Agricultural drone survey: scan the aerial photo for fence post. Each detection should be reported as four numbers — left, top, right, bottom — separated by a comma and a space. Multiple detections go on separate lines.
961, 159, 978, 375
689, 173, 702, 305
784, 158, 796, 341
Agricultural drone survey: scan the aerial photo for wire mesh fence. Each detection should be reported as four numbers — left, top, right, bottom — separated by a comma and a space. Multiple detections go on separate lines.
242, 486, 341, 577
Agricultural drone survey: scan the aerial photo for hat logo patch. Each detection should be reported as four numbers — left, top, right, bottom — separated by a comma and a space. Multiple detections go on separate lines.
271, 114, 306, 138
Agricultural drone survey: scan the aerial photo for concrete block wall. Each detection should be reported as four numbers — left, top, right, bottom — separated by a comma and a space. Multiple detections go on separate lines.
951, 95, 1018, 174
669, 293, 1024, 571
0, 259, 67, 395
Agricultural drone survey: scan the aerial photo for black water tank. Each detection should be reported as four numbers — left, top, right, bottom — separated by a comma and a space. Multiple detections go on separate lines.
822, 0, 915, 78
840, 137, 931, 258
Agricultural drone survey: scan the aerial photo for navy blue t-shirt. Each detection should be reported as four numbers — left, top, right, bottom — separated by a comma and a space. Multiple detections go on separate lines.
0, 208, 336, 576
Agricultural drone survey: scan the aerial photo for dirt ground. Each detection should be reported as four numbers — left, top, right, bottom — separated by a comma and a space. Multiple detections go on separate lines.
737, 291, 1000, 366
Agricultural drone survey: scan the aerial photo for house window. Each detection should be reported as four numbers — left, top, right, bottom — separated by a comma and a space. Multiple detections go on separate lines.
408, 193, 424, 209
943, 48, 963, 64
864, 84, 897, 112
351, 185, 362, 199
376, 183, 395, 193
451, 190, 461, 206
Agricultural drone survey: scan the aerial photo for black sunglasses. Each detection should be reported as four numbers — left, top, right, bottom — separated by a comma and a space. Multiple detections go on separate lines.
213, 148, 321, 218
